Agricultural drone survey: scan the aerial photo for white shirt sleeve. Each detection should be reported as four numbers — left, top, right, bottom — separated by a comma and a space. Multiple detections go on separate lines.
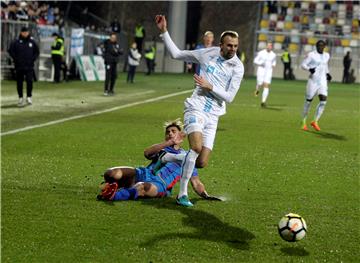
272, 53, 277, 67
325, 53, 330, 74
301, 53, 312, 70
253, 52, 264, 66
161, 31, 200, 63
211, 65, 244, 103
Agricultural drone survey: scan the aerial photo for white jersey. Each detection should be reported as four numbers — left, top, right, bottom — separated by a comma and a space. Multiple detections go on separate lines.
162, 31, 244, 116
301, 50, 330, 88
254, 49, 276, 71
128, 48, 141, 66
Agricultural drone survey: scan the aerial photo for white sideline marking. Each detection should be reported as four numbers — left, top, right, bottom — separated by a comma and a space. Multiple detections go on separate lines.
1, 90, 192, 136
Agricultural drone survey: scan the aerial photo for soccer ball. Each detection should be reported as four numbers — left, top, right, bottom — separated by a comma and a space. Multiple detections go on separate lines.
278, 213, 307, 242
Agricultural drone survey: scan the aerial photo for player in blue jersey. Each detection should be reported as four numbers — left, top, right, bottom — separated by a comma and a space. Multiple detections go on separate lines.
97, 119, 220, 202
155, 15, 244, 206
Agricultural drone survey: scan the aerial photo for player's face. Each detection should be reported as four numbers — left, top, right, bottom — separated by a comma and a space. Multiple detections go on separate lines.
110, 34, 117, 42
203, 34, 214, 48
220, 36, 238, 60
20, 31, 29, 38
316, 42, 325, 54
266, 43, 273, 52
165, 126, 180, 142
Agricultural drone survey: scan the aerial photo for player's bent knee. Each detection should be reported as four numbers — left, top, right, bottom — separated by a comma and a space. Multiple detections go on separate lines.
319, 95, 327, 101
196, 158, 208, 168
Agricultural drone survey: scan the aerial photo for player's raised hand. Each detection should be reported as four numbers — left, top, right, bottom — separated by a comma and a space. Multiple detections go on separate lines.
155, 15, 167, 33
172, 131, 186, 145
194, 74, 213, 91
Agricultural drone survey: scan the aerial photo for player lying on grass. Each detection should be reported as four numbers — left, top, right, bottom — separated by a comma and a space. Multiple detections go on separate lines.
97, 119, 221, 202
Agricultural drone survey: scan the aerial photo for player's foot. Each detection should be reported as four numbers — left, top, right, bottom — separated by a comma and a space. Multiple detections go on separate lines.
176, 195, 193, 207
103, 91, 109, 96
98, 182, 118, 200
310, 121, 321, 131
261, 102, 266, 108
301, 123, 308, 131
18, 98, 24, 107
26, 97, 32, 105
254, 89, 259, 97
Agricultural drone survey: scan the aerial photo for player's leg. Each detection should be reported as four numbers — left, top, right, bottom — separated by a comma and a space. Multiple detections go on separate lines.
103, 166, 137, 187
104, 63, 111, 94
16, 69, 24, 105
177, 131, 203, 206
301, 81, 316, 130
261, 82, 270, 107
196, 116, 217, 168
311, 93, 327, 131
25, 69, 33, 104
255, 69, 264, 96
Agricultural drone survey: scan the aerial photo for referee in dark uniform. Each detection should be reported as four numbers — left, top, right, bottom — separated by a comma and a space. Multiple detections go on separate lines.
101, 32, 122, 96
8, 27, 39, 106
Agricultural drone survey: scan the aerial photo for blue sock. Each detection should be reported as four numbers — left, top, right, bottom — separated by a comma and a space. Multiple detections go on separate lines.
113, 187, 138, 201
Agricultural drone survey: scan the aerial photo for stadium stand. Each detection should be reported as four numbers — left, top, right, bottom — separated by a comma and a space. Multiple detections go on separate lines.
255, 1, 359, 82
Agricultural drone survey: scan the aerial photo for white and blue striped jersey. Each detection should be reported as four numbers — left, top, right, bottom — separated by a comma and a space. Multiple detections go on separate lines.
162, 31, 244, 116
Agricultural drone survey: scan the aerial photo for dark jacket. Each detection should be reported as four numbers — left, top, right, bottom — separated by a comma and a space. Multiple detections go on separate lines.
8, 35, 39, 70
102, 39, 122, 64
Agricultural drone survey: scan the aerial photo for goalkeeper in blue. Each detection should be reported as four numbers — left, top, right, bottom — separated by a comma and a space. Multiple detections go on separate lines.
155, 15, 244, 206
97, 119, 221, 202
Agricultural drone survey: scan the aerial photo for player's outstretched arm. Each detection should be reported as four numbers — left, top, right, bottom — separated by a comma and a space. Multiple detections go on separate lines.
155, 15, 199, 63
190, 176, 222, 201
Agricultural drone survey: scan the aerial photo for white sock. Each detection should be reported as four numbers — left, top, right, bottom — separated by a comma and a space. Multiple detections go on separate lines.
262, 88, 269, 103
161, 152, 186, 163
302, 100, 311, 120
178, 149, 199, 197
314, 101, 327, 121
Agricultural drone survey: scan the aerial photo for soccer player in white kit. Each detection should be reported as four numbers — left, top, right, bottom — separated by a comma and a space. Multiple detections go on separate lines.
253, 42, 276, 107
155, 15, 244, 207
300, 40, 332, 131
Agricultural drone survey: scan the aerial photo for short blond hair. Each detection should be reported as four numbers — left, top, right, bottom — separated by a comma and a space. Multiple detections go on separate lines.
163, 118, 183, 131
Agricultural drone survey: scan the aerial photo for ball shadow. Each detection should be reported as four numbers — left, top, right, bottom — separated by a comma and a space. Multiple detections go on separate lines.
138, 198, 255, 250
281, 246, 310, 256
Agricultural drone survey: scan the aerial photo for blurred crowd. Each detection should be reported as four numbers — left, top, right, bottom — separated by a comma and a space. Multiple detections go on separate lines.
1, 1, 64, 27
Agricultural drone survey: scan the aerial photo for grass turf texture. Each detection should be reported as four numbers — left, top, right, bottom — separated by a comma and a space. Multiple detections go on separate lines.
2, 74, 359, 262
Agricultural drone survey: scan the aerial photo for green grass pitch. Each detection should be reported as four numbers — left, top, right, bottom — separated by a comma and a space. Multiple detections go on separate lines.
2, 74, 359, 262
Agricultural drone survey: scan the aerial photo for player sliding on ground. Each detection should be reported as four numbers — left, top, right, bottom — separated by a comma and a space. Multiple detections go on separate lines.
300, 40, 332, 131
97, 119, 221, 202
155, 15, 244, 207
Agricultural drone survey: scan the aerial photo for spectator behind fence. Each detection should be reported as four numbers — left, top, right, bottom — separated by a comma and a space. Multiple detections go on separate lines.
144, 43, 156, 75
101, 32, 123, 96
134, 20, 145, 53
127, 42, 141, 83
8, 27, 39, 107
342, 51, 352, 84
51, 33, 65, 83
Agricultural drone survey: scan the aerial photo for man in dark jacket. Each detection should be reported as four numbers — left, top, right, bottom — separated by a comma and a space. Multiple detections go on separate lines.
342, 51, 352, 84
101, 32, 122, 96
8, 27, 39, 106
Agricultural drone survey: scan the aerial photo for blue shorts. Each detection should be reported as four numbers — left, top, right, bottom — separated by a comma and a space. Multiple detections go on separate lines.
135, 167, 170, 197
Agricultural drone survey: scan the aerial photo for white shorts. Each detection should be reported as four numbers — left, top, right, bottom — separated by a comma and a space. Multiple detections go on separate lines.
305, 79, 328, 100
183, 109, 219, 150
257, 67, 273, 85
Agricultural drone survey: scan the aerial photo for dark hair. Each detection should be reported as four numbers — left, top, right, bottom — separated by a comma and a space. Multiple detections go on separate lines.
316, 40, 326, 47
220, 30, 239, 44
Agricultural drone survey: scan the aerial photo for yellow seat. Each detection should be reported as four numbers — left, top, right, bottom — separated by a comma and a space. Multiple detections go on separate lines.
302, 16, 309, 24
308, 37, 317, 45
352, 19, 359, 27
258, 34, 268, 41
285, 22, 294, 30
260, 19, 269, 28
330, 18, 336, 25
352, 33, 360, 40
275, 35, 285, 43
341, 39, 350, 47
289, 43, 299, 53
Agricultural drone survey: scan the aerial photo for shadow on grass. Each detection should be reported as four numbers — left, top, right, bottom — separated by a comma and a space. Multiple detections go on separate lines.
281, 246, 310, 256
307, 130, 347, 141
1, 103, 21, 109
138, 198, 255, 250
261, 105, 283, 111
